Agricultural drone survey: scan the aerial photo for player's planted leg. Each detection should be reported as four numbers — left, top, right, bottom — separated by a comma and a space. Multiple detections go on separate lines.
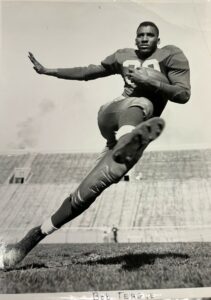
1, 227, 46, 269
0, 150, 129, 269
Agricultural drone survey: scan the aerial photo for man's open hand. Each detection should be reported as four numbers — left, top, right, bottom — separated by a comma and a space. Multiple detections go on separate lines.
28, 52, 46, 74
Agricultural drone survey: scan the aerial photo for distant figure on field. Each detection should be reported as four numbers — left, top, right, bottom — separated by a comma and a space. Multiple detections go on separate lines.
112, 227, 119, 243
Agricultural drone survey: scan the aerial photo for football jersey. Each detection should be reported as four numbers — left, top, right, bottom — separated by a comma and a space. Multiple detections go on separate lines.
99, 45, 190, 115
57, 45, 190, 116
101, 45, 190, 95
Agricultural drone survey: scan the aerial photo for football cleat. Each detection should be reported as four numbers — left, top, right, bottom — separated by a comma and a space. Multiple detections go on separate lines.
0, 245, 24, 269
113, 117, 165, 164
0, 226, 46, 269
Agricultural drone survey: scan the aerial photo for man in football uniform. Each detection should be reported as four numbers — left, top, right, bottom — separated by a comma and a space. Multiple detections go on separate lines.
1, 21, 190, 269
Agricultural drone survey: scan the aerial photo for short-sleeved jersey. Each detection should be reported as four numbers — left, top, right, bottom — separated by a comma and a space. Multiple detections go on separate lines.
101, 45, 190, 115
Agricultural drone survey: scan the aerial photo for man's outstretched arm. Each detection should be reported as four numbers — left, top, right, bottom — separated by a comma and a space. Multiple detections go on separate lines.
28, 52, 113, 81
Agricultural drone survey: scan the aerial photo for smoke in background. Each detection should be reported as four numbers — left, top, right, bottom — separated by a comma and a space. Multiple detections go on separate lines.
17, 117, 38, 149
39, 98, 55, 116
14, 98, 56, 149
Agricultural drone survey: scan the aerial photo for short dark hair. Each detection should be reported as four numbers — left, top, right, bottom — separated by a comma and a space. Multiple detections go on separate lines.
137, 21, 159, 36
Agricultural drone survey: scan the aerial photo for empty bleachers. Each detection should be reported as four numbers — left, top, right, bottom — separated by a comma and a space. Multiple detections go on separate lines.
0, 153, 30, 184
29, 153, 96, 183
136, 149, 211, 180
0, 149, 210, 243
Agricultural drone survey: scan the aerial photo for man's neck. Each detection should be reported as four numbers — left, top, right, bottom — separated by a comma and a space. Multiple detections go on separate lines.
136, 48, 157, 60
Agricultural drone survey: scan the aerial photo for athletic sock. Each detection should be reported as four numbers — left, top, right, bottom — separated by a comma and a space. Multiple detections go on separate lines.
41, 218, 58, 235
116, 125, 135, 140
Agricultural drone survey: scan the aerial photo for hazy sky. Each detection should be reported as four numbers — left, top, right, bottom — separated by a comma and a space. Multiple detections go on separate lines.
1, 0, 211, 152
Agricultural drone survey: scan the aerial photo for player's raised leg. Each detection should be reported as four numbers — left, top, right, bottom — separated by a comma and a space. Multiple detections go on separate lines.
99, 96, 165, 164
113, 117, 165, 164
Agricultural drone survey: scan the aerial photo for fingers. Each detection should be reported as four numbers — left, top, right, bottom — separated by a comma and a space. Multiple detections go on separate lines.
28, 52, 41, 67
28, 51, 35, 59
127, 68, 142, 76
126, 68, 135, 77
28, 51, 45, 74
28, 52, 36, 64
128, 68, 134, 73
28, 52, 33, 60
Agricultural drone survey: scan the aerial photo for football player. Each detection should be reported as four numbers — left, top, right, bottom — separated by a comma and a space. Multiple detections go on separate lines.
1, 21, 190, 269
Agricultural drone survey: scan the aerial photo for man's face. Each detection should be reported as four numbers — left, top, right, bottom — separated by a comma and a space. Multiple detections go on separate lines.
135, 25, 160, 57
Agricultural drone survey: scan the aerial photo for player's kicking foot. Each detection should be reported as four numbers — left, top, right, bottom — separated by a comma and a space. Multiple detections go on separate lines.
0, 226, 46, 269
113, 117, 165, 164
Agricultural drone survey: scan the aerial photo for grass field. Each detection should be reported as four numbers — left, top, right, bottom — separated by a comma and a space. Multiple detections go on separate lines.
0, 242, 210, 293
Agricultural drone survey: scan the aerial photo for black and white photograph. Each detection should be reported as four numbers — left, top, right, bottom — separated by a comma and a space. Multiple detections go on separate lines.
0, 0, 211, 299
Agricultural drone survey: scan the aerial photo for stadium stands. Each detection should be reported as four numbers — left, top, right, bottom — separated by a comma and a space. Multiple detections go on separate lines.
0, 153, 30, 184
0, 149, 210, 243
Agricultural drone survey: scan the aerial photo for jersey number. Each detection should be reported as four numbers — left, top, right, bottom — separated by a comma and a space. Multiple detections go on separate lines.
123, 59, 161, 86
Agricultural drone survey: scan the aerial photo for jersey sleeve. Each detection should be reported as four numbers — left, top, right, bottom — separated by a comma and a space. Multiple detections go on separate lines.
56, 50, 120, 81
57, 64, 113, 81
165, 46, 191, 92
101, 51, 120, 74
